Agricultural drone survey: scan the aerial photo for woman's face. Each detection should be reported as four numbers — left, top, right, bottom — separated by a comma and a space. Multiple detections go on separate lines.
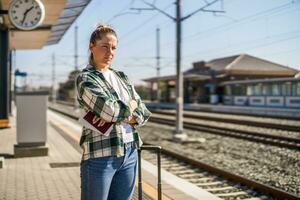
90, 33, 117, 69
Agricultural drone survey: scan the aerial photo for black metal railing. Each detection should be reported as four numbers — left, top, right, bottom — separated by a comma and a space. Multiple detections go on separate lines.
138, 145, 162, 200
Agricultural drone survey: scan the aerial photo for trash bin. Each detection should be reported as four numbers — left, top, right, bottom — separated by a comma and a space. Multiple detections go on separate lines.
14, 91, 49, 157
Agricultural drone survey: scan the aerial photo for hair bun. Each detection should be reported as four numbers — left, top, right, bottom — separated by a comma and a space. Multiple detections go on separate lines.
96, 23, 109, 30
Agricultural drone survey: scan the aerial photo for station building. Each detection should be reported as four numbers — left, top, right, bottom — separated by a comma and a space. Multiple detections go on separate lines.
144, 54, 300, 108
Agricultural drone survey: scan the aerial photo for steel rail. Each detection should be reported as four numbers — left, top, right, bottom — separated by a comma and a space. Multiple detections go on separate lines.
150, 116, 300, 150
150, 109, 300, 133
48, 104, 300, 149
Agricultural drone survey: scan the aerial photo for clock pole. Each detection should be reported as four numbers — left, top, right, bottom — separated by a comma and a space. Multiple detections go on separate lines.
0, 27, 10, 128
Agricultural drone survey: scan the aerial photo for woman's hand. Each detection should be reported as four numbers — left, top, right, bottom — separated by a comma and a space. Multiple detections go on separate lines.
125, 115, 137, 127
128, 116, 137, 124
92, 115, 107, 127
129, 100, 137, 113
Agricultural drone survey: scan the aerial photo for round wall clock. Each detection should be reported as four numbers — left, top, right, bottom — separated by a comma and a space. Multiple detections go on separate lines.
8, 0, 45, 31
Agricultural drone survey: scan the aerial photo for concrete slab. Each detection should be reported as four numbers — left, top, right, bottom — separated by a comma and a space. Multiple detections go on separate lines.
14, 144, 48, 158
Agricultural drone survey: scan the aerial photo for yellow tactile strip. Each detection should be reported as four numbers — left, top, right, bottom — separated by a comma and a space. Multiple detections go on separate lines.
0, 119, 10, 128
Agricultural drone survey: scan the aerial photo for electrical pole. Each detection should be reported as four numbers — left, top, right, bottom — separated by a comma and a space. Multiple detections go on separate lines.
52, 53, 56, 103
134, 0, 224, 140
74, 25, 79, 110
75, 25, 78, 71
175, 0, 183, 136
156, 27, 161, 102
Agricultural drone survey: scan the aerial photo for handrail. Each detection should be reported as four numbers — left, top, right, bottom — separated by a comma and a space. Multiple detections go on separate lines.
138, 145, 162, 200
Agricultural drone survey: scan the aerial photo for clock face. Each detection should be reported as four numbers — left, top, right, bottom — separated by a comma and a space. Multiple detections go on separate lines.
8, 0, 45, 30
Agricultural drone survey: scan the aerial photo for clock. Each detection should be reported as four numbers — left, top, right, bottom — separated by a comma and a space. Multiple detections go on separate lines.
8, 0, 45, 31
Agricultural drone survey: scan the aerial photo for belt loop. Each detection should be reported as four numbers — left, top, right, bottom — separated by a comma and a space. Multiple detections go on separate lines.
124, 142, 134, 149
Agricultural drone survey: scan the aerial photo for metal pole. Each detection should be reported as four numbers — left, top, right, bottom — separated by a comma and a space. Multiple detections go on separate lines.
157, 147, 162, 200
75, 25, 78, 71
8, 50, 12, 115
175, 0, 184, 136
156, 27, 161, 102
138, 149, 143, 200
0, 28, 9, 128
52, 53, 56, 103
74, 25, 80, 109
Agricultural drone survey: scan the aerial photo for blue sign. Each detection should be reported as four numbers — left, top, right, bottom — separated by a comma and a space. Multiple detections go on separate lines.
15, 70, 27, 77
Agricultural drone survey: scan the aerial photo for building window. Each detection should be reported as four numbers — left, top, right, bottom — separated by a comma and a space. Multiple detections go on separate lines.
262, 84, 271, 95
253, 83, 262, 96
225, 85, 232, 95
291, 82, 297, 96
296, 82, 300, 96
232, 84, 246, 95
247, 85, 254, 96
282, 82, 292, 96
272, 84, 281, 96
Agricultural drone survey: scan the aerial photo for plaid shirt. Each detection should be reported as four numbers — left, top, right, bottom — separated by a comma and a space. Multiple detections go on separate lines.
76, 64, 151, 160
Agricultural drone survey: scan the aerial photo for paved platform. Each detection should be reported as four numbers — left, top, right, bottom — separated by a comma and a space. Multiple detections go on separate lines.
0, 114, 81, 200
0, 105, 220, 200
0, 112, 152, 200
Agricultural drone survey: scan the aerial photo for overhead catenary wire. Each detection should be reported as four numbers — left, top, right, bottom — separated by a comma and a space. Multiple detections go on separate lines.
120, 2, 300, 68
183, 29, 300, 60
156, 0, 300, 51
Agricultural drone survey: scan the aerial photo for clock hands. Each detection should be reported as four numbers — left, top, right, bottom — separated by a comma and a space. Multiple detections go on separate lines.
21, 6, 34, 25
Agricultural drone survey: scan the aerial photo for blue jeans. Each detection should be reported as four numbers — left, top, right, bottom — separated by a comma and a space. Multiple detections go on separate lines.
80, 144, 137, 200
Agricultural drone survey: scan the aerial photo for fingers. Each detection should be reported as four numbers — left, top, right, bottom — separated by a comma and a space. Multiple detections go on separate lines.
129, 100, 138, 112
95, 117, 106, 127
99, 119, 106, 126
128, 116, 137, 124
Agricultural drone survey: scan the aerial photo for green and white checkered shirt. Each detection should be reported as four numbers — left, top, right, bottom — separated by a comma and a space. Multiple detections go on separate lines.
76, 64, 151, 160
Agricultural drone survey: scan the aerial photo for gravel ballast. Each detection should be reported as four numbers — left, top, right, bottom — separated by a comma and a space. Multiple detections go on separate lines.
138, 122, 300, 196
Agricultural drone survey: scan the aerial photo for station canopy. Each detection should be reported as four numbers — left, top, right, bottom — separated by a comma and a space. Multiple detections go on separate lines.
0, 0, 91, 49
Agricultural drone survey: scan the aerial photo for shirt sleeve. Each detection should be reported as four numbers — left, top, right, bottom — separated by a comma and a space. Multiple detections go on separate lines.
76, 73, 132, 123
129, 83, 152, 128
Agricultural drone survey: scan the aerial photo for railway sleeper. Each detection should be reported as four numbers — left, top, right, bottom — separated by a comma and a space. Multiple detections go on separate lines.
156, 160, 183, 167
216, 190, 253, 197
196, 181, 224, 186
242, 196, 270, 200
187, 177, 215, 182
175, 169, 200, 175
205, 186, 236, 192
178, 172, 210, 178
166, 166, 189, 171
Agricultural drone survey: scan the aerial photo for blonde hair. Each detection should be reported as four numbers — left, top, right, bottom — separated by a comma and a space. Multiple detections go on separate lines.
88, 24, 118, 66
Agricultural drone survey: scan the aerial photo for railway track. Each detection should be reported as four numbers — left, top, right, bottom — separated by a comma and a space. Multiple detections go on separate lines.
49, 102, 300, 149
48, 106, 300, 200
150, 109, 300, 132
142, 143, 300, 200
149, 113, 300, 150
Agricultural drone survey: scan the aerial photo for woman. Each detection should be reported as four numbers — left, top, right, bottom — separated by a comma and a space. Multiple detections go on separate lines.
76, 24, 151, 200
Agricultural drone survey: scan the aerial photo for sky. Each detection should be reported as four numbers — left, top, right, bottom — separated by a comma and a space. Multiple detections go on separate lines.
15, 0, 300, 88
